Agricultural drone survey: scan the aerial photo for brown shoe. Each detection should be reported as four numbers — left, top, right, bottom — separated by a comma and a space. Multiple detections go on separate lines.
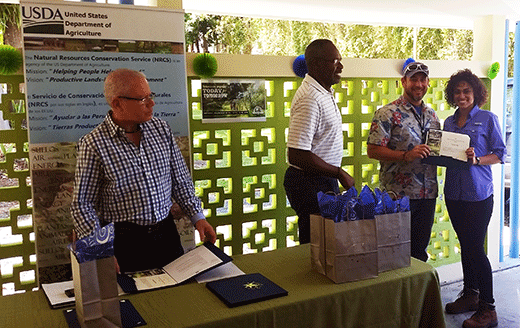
445, 288, 479, 314
462, 302, 498, 328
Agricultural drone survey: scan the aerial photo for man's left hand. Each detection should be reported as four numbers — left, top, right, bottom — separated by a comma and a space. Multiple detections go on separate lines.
195, 219, 217, 244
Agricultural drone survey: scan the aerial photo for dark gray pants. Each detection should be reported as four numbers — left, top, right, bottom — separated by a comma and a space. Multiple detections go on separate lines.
409, 198, 436, 262
114, 212, 184, 273
446, 195, 494, 304
284, 166, 339, 244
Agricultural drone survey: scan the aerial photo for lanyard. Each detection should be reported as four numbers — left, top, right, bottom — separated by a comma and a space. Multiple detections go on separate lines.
411, 105, 427, 142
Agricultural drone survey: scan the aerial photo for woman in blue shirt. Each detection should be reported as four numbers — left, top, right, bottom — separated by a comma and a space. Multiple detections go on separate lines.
443, 69, 506, 328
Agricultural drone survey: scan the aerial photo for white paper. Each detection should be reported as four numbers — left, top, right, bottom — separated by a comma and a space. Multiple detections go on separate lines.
41, 280, 74, 307
195, 262, 245, 283
426, 129, 470, 162
126, 268, 177, 290
163, 244, 223, 284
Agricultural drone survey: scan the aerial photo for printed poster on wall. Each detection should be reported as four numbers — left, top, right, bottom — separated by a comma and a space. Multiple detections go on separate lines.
201, 79, 266, 123
22, 1, 194, 283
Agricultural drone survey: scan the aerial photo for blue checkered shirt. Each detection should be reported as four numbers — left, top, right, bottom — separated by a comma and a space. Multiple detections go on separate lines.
71, 112, 204, 238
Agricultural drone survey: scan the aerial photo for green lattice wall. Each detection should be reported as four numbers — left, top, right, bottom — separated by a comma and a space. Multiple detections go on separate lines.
188, 76, 484, 266
0, 74, 489, 295
0, 75, 36, 294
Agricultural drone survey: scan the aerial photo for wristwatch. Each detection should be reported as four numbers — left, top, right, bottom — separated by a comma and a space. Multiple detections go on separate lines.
476, 157, 481, 165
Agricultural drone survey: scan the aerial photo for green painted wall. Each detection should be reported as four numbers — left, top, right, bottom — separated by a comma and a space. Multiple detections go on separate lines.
0, 74, 489, 294
188, 76, 475, 266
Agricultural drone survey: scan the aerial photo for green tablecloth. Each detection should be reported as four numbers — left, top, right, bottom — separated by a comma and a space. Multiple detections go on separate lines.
1, 244, 446, 328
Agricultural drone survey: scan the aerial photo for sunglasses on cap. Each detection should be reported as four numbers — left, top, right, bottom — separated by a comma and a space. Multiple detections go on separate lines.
403, 63, 429, 77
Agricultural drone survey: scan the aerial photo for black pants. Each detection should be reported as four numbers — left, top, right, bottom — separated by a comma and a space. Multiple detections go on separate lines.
446, 195, 494, 304
113, 212, 184, 273
284, 166, 340, 244
409, 198, 436, 262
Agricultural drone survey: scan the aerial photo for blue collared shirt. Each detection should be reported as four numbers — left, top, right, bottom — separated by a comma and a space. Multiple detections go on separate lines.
443, 105, 506, 202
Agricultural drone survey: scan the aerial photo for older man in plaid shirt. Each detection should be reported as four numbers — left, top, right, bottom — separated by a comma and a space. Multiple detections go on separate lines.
71, 68, 216, 273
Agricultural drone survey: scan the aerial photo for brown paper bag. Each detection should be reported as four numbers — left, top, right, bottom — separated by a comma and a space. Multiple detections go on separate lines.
311, 214, 378, 283
310, 214, 326, 275
375, 211, 411, 272
324, 218, 378, 283
71, 251, 122, 328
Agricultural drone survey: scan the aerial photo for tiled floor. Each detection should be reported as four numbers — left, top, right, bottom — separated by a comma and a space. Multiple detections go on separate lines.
438, 258, 520, 328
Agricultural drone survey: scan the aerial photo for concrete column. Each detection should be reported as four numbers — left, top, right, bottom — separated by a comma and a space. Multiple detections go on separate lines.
473, 15, 507, 267
509, 23, 520, 259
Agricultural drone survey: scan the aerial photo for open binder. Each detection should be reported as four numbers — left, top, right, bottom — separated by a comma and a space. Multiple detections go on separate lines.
117, 242, 232, 293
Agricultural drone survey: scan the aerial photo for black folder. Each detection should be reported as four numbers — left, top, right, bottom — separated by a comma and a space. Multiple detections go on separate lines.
206, 273, 288, 307
63, 299, 146, 328
421, 155, 471, 168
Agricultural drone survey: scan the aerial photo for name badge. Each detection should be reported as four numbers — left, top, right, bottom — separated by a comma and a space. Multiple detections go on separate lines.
474, 122, 483, 126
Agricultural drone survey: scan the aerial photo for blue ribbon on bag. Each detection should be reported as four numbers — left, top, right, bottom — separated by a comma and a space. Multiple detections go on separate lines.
317, 191, 348, 222
318, 186, 409, 222
69, 223, 115, 263
373, 188, 410, 214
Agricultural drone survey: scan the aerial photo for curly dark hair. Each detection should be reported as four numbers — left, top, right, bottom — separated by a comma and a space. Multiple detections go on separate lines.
444, 69, 488, 108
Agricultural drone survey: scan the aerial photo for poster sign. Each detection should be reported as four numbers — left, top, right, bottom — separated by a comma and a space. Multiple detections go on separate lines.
22, 1, 189, 143
24, 50, 187, 143
201, 79, 266, 123
22, 1, 192, 283
30, 143, 76, 268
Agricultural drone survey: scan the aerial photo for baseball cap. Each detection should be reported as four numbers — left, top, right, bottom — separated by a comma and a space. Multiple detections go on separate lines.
402, 61, 429, 78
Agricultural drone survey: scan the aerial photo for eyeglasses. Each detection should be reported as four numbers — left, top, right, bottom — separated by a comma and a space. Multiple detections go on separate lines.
118, 92, 156, 103
404, 63, 429, 76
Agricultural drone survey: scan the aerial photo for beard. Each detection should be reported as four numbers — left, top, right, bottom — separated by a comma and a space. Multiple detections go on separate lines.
404, 87, 426, 103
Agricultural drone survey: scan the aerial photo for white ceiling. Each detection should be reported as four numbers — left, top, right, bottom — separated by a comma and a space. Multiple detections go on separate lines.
183, 0, 520, 30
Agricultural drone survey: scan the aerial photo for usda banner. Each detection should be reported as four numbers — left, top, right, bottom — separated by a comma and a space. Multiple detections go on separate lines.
21, 1, 194, 283
22, 1, 189, 143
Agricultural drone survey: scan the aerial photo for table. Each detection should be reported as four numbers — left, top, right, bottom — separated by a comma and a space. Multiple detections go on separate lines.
1, 244, 446, 328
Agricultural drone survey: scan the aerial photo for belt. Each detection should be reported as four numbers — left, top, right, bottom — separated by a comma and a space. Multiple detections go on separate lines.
114, 214, 173, 235
287, 165, 322, 177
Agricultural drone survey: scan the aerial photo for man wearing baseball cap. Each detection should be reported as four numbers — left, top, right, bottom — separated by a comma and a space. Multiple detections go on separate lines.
367, 60, 440, 262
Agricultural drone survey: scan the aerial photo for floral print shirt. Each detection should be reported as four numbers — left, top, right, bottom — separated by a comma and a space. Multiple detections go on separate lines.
367, 96, 440, 199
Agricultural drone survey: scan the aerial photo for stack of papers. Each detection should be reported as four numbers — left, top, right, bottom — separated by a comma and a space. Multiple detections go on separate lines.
41, 280, 75, 309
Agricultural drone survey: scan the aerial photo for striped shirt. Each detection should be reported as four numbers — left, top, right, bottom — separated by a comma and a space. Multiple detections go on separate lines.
287, 74, 343, 167
71, 112, 204, 238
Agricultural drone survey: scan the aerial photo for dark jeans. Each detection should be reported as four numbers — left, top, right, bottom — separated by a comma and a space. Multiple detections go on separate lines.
284, 166, 340, 244
114, 212, 184, 273
409, 198, 436, 262
446, 195, 494, 304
